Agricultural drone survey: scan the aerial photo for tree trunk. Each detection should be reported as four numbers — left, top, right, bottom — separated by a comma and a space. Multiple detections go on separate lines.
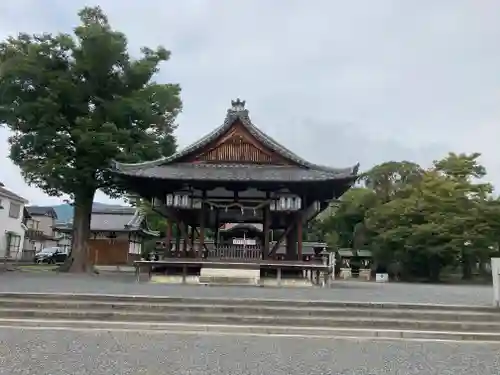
61, 189, 95, 273
428, 255, 442, 283
461, 252, 473, 280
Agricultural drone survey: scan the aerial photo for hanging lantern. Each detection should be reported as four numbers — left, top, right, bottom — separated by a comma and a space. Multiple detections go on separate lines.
295, 197, 302, 210
181, 195, 188, 207
173, 195, 180, 207
279, 196, 286, 210
166, 194, 174, 206
270, 201, 276, 211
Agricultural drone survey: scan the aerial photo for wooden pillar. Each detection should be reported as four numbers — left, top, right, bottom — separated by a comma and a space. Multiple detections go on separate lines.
181, 223, 187, 257
175, 223, 181, 256
214, 209, 220, 249
198, 203, 206, 255
190, 225, 195, 250
165, 220, 172, 257
263, 205, 270, 259
285, 216, 297, 261
296, 212, 303, 261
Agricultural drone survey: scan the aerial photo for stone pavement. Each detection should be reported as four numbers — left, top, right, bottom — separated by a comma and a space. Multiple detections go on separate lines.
0, 272, 493, 306
0, 273, 497, 374
0, 327, 499, 375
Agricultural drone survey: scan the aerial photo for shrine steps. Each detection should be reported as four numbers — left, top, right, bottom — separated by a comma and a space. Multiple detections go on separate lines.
0, 293, 498, 342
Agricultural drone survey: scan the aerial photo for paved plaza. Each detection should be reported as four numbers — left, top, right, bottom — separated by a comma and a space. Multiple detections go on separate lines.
0, 272, 493, 306
0, 327, 499, 375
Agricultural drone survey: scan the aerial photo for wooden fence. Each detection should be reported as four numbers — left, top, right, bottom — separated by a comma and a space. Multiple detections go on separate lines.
206, 244, 262, 260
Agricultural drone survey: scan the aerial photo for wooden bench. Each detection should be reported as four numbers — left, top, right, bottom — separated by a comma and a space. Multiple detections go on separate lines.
133, 259, 333, 287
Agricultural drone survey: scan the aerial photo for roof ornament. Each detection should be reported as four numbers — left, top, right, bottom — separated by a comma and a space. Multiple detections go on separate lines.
230, 98, 246, 112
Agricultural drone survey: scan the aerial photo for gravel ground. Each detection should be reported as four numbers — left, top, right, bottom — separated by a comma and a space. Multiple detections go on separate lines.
0, 328, 498, 375
0, 272, 493, 306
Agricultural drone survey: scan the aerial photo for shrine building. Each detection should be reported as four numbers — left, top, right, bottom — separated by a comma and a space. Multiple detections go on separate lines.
111, 99, 359, 264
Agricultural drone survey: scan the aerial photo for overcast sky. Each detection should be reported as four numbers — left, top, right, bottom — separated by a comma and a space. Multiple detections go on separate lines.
0, 0, 499, 205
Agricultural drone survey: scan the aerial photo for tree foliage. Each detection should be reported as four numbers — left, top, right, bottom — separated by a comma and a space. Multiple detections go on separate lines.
314, 153, 500, 282
0, 6, 182, 272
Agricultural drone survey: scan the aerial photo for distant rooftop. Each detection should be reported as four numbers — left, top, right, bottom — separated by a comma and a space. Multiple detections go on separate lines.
26, 206, 58, 218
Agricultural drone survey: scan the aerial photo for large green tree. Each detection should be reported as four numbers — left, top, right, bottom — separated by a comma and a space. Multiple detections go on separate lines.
0, 7, 182, 272
366, 170, 466, 281
433, 152, 495, 278
365, 153, 498, 281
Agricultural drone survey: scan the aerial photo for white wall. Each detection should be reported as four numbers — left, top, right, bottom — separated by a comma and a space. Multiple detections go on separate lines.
35, 215, 55, 238
0, 196, 26, 259
55, 233, 71, 252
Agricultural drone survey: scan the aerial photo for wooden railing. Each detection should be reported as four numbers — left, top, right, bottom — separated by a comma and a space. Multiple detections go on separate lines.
207, 245, 262, 260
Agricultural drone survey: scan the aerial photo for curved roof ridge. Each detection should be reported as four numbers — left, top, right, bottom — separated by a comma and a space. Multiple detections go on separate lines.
112, 100, 359, 176
125, 209, 143, 228
112, 110, 236, 171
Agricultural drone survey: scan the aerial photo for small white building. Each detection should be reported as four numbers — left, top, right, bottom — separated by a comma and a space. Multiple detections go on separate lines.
0, 183, 29, 260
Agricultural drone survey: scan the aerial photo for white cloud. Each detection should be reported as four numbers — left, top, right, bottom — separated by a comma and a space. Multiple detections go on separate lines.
1, 0, 500, 204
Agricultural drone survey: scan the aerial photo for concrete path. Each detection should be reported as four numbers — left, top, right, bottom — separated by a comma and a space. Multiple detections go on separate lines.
0, 272, 493, 306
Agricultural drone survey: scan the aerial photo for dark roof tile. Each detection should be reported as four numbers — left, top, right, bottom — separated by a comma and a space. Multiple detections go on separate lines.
111, 100, 359, 183
115, 163, 356, 183
26, 206, 57, 218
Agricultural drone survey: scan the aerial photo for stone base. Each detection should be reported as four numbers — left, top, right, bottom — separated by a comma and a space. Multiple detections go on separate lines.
340, 268, 352, 279
359, 269, 371, 281
199, 267, 260, 286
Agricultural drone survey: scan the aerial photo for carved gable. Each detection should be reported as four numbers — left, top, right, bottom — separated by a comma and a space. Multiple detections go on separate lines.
187, 120, 290, 164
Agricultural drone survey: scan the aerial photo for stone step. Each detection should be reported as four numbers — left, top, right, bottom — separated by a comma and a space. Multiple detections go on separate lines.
0, 299, 498, 322
2, 308, 500, 332
1, 318, 500, 342
0, 293, 493, 312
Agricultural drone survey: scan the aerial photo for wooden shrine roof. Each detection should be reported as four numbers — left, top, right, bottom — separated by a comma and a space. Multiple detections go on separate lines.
111, 99, 359, 184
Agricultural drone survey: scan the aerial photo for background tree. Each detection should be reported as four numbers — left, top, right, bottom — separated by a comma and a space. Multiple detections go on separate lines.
0, 6, 182, 272
311, 153, 499, 282
319, 187, 378, 249
360, 161, 423, 203
365, 153, 497, 281
433, 152, 495, 279
366, 170, 465, 281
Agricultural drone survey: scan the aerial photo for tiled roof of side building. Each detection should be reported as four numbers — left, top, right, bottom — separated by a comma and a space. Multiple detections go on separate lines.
26, 206, 57, 217
53, 207, 159, 236
111, 99, 360, 182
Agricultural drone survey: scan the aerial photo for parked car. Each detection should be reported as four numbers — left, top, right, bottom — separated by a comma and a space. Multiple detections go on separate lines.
34, 247, 68, 264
